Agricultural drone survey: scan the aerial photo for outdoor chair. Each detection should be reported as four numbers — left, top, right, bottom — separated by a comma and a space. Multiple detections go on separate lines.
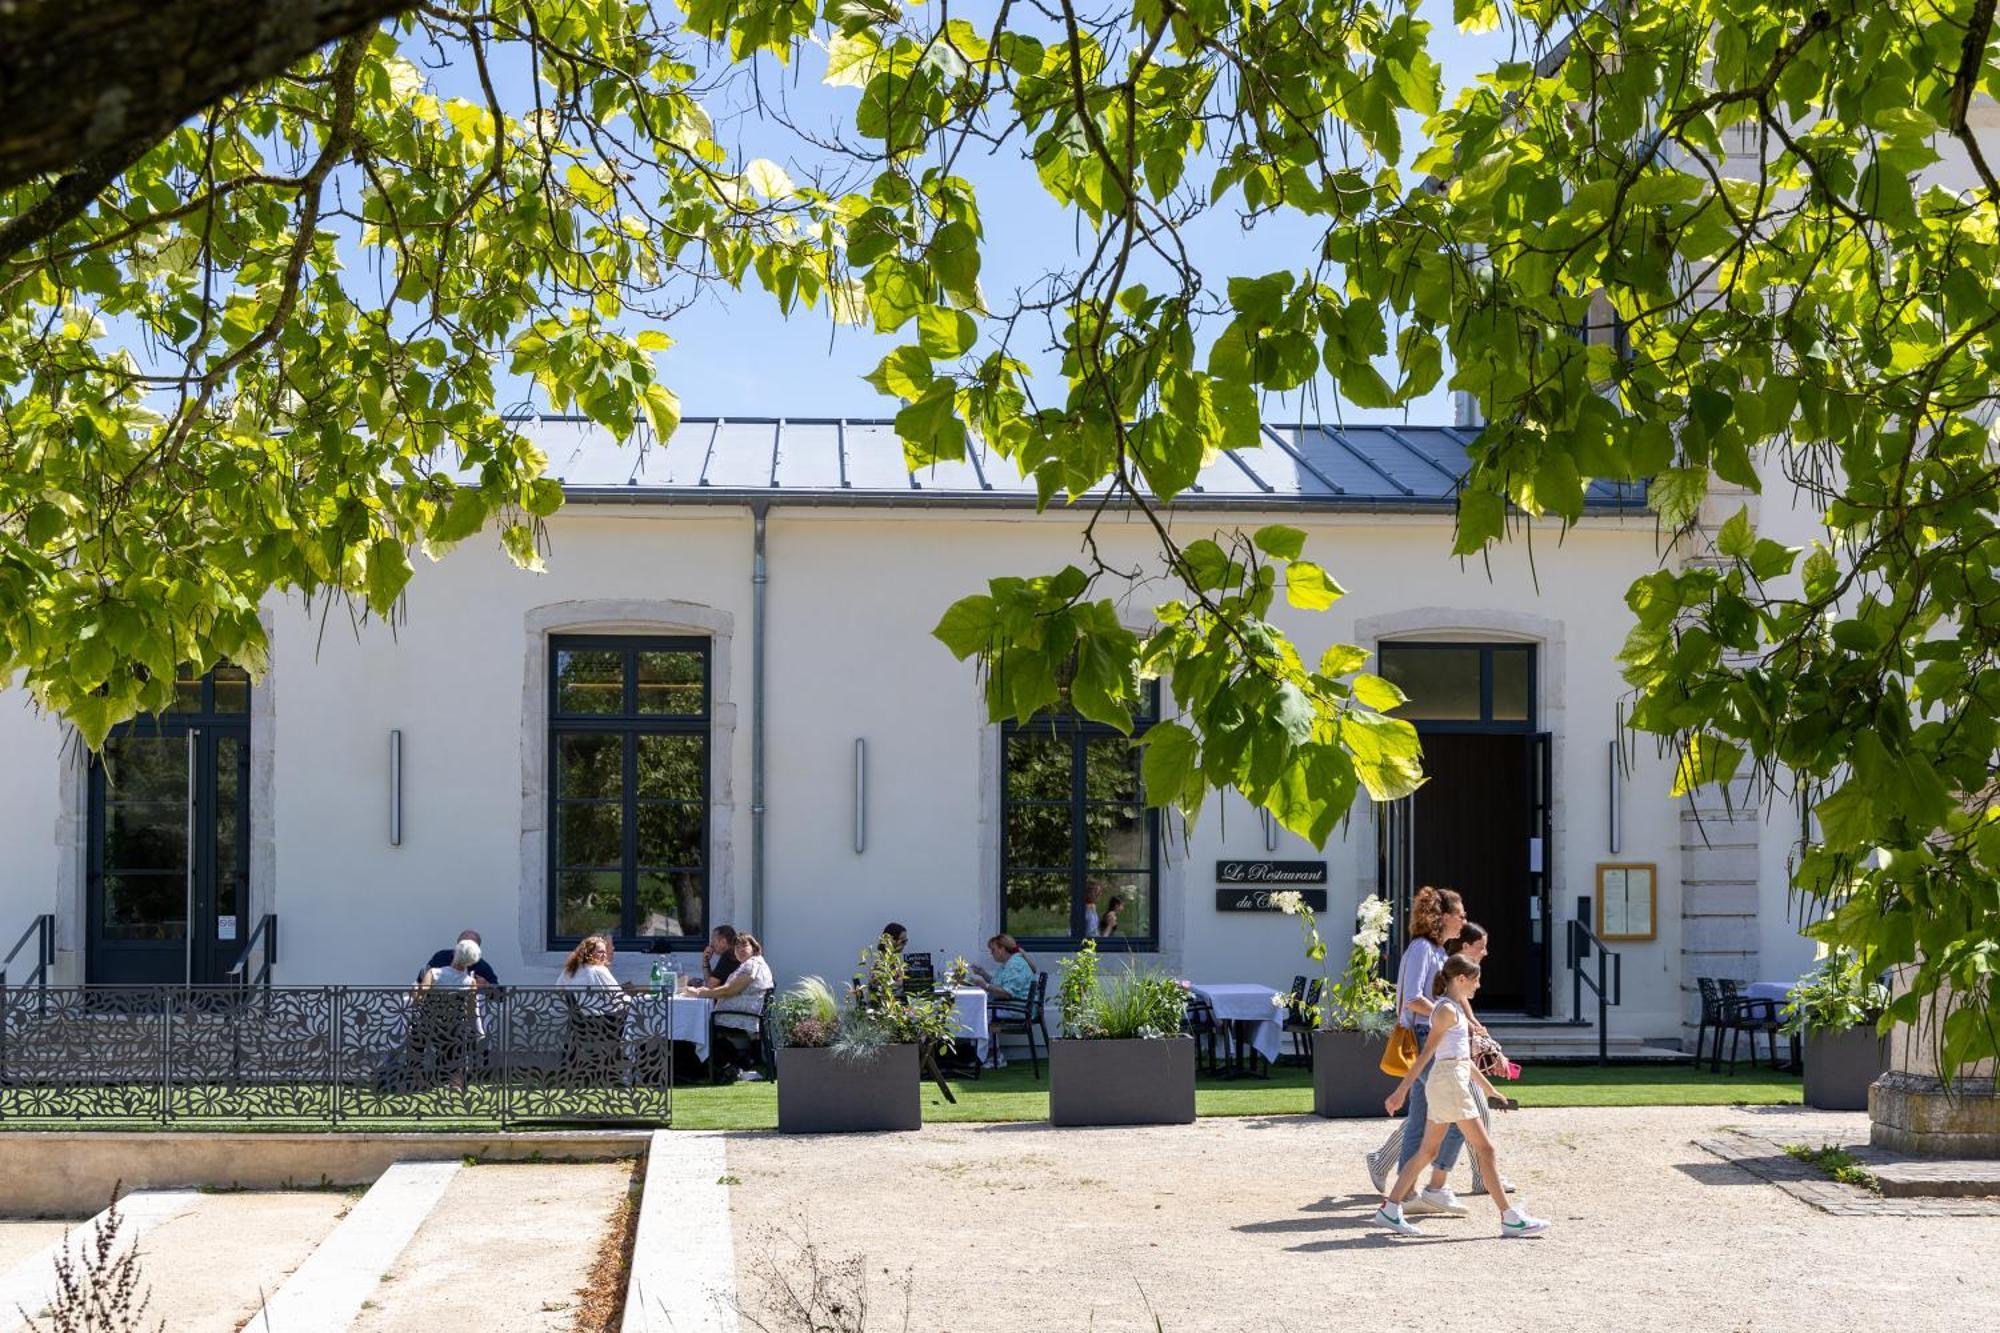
1182, 993, 1220, 1072
989, 970, 1050, 1080
1281, 979, 1323, 1067
709, 990, 775, 1084
402, 985, 483, 1092
1715, 979, 1788, 1074
558, 990, 627, 1086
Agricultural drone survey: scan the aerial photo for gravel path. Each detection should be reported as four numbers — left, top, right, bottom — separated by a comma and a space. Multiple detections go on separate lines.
722, 1106, 2000, 1333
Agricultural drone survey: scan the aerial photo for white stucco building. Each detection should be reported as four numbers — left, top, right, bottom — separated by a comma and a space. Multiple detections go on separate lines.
0, 416, 1820, 1050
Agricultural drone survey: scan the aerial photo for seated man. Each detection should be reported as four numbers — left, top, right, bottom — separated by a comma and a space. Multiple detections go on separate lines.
701, 925, 741, 987
418, 929, 500, 987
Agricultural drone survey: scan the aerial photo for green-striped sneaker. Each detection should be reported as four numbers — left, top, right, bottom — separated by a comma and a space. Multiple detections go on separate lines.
1372, 1203, 1423, 1237
1500, 1210, 1550, 1238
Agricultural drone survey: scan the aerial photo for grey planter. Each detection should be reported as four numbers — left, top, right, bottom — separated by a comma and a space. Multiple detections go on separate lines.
1804, 1026, 1886, 1111
775, 1043, 921, 1134
1313, 1030, 1401, 1119
1049, 1037, 1196, 1126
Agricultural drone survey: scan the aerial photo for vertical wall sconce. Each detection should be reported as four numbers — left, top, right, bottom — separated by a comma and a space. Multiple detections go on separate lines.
1261, 807, 1279, 852
389, 729, 404, 847
853, 738, 867, 854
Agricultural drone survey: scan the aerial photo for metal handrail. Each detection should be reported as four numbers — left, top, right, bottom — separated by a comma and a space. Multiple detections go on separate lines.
226, 914, 278, 990
0, 914, 55, 996
1566, 916, 1624, 1066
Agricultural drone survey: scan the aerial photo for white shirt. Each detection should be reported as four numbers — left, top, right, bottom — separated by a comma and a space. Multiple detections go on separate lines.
559, 963, 625, 1014
715, 954, 773, 1027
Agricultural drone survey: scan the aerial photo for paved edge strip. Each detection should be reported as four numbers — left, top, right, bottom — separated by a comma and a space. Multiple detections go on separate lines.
624, 1130, 738, 1333
1, 1189, 202, 1332
248, 1159, 462, 1333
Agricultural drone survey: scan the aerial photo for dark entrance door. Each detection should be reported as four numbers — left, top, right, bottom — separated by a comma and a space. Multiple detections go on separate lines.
1378, 642, 1549, 1015
87, 668, 251, 985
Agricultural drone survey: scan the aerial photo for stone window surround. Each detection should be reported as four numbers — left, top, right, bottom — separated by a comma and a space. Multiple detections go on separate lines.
519, 600, 737, 974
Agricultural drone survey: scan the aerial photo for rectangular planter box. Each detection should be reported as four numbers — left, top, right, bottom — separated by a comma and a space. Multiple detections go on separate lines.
1804, 1026, 1887, 1112
1049, 1037, 1195, 1126
1313, 1030, 1401, 1118
775, 1043, 921, 1134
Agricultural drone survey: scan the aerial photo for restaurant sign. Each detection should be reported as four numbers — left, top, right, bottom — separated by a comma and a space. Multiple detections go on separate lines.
1216, 860, 1328, 885
1215, 888, 1329, 912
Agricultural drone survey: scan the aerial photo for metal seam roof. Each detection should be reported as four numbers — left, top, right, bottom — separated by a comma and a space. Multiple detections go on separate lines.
518, 415, 1649, 511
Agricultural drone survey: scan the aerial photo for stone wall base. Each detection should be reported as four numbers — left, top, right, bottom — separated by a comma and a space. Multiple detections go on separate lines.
1870, 1073, 2000, 1159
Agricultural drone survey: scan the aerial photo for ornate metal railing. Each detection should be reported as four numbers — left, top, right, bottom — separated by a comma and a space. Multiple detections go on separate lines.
0, 986, 673, 1128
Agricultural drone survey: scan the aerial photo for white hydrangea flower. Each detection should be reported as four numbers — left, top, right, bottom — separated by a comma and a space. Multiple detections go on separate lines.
1268, 890, 1305, 916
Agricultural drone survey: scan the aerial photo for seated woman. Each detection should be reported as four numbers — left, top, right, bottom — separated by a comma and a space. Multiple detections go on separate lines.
410, 937, 487, 1089
969, 933, 1034, 1001
557, 934, 628, 1078
687, 932, 774, 1080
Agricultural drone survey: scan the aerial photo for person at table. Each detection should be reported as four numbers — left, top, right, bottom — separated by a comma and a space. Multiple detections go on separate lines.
701, 925, 741, 987
416, 928, 499, 987
410, 936, 487, 1088
557, 935, 629, 1078
1099, 896, 1124, 937
970, 934, 1034, 1001
688, 933, 775, 1081
1364, 885, 1471, 1217
877, 922, 909, 957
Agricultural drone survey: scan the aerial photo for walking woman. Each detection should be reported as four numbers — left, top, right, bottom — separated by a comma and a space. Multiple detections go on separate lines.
1365, 886, 1469, 1216
1373, 956, 1549, 1238
1366, 921, 1516, 1196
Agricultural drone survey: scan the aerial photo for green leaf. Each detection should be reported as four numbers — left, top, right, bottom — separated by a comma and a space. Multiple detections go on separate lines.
1284, 560, 1344, 610
1319, 644, 1369, 677
365, 539, 414, 611
1351, 673, 1405, 712
916, 306, 977, 357
1140, 721, 1201, 808
933, 596, 998, 659
1252, 524, 1307, 560
1716, 506, 1755, 558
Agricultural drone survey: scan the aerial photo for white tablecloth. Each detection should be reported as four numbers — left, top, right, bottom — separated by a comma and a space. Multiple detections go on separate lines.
630, 994, 712, 1062
947, 987, 989, 1059
1192, 983, 1284, 1065
1743, 982, 1791, 1015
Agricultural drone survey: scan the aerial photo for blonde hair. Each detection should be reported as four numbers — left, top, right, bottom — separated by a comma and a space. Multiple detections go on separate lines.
562, 934, 610, 978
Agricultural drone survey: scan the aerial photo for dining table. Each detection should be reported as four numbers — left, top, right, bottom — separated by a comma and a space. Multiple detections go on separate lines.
629, 991, 713, 1064
1190, 982, 1284, 1077
946, 986, 991, 1062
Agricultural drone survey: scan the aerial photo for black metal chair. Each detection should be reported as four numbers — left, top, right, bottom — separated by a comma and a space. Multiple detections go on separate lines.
1715, 978, 1786, 1074
1182, 993, 1220, 1072
1281, 979, 1322, 1067
988, 971, 1051, 1080
1693, 977, 1728, 1067
709, 989, 775, 1083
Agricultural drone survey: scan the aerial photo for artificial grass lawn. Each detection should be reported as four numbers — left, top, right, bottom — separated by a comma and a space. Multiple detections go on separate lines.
668, 1060, 1804, 1131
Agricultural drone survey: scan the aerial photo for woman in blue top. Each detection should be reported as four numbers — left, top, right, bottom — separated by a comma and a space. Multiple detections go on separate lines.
972, 933, 1035, 1000
1364, 886, 1472, 1216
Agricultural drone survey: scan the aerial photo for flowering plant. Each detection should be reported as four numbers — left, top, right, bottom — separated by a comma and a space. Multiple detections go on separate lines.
1272, 891, 1398, 1035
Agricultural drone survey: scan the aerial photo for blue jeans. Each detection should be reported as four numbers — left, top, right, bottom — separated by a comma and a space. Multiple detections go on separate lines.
1398, 1024, 1466, 1174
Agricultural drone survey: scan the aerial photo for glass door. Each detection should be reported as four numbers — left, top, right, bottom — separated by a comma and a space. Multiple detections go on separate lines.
87, 668, 251, 985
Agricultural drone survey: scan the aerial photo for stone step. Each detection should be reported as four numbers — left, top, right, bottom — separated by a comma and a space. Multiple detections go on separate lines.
252, 1160, 460, 1333
0, 1190, 201, 1332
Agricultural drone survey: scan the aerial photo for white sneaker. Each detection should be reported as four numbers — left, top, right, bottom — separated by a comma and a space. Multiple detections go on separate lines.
1372, 1203, 1423, 1237
737, 1070, 766, 1083
1406, 1187, 1468, 1217
1500, 1210, 1550, 1238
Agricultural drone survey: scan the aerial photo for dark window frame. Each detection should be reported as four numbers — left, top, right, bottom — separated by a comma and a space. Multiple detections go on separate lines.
1000, 685, 1161, 953
546, 633, 711, 951
1376, 641, 1538, 734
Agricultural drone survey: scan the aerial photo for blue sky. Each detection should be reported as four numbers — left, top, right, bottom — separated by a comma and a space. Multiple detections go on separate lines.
616, 0, 1520, 425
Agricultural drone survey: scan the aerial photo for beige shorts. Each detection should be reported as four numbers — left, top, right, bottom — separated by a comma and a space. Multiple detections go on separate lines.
1425, 1056, 1483, 1124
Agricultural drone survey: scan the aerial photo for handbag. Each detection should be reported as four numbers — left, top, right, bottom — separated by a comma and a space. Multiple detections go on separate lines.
1378, 1023, 1418, 1078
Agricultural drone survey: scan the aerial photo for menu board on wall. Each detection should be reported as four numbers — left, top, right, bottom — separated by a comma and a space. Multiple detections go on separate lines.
1597, 863, 1657, 941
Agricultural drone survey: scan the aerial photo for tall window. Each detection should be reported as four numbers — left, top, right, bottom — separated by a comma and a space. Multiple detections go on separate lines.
1001, 687, 1159, 949
548, 635, 709, 947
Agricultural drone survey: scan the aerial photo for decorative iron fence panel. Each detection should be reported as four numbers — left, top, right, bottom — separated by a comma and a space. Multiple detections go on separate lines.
0, 986, 671, 1128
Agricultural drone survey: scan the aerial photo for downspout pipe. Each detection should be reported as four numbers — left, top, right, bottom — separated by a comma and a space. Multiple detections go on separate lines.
750, 502, 769, 939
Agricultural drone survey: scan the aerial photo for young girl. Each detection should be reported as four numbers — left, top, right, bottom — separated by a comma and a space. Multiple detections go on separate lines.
1366, 922, 1516, 1196
1373, 956, 1549, 1239
1366, 885, 1468, 1214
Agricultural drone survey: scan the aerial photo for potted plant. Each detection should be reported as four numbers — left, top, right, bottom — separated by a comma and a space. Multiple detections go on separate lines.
1048, 940, 1196, 1126
1271, 891, 1402, 1118
1783, 949, 1890, 1111
772, 952, 957, 1133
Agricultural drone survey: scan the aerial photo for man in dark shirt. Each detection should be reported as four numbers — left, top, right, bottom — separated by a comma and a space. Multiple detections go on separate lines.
418, 929, 500, 986
702, 925, 741, 986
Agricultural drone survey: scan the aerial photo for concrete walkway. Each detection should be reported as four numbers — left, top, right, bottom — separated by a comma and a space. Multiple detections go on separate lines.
251, 1161, 460, 1333
0, 1190, 200, 1331
624, 1130, 737, 1333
